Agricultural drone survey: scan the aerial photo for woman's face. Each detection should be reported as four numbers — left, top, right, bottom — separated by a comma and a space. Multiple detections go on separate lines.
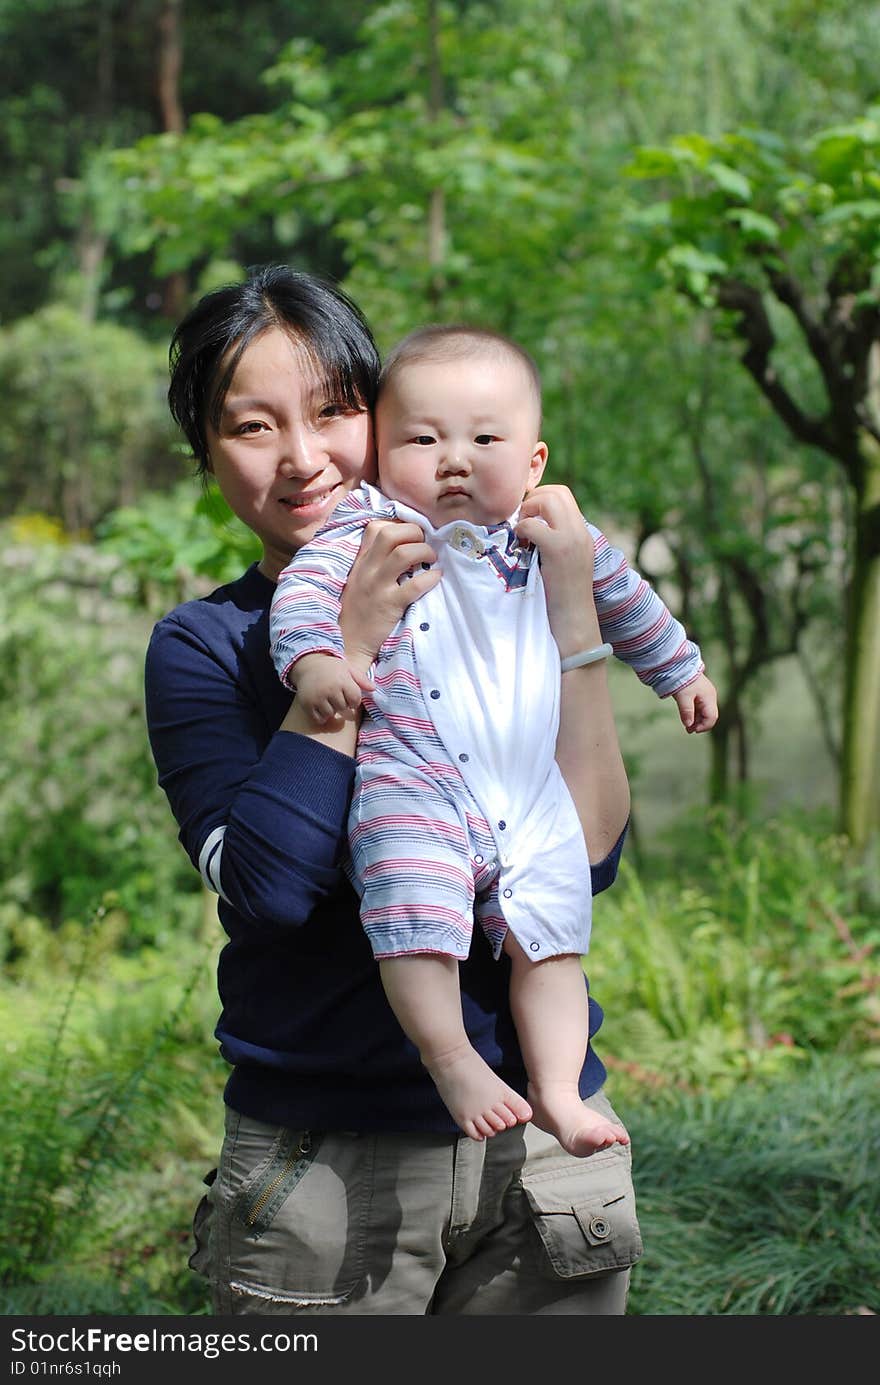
205, 327, 376, 580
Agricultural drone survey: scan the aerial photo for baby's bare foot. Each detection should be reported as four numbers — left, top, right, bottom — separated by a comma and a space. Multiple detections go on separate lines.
528, 1082, 629, 1158
425, 1042, 533, 1140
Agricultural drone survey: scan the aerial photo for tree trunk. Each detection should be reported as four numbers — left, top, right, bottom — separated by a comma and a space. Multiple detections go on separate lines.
156, 0, 184, 133
720, 273, 880, 851
709, 707, 731, 802
841, 444, 880, 847
426, 0, 446, 312
156, 0, 187, 319
735, 709, 749, 784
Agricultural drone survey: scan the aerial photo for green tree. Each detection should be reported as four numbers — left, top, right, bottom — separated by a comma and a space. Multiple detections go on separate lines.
0, 0, 373, 324
0, 303, 175, 528
627, 113, 880, 847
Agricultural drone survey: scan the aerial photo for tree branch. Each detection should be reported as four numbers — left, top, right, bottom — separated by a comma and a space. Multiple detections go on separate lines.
717, 277, 841, 462
761, 259, 835, 381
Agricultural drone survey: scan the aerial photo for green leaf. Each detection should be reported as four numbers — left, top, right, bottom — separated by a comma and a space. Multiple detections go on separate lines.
818, 199, 880, 225
665, 244, 728, 277
624, 147, 682, 180
706, 161, 752, 201
725, 208, 780, 242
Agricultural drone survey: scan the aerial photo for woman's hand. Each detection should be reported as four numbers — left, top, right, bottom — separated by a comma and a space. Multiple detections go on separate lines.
515, 485, 600, 657
340, 520, 441, 672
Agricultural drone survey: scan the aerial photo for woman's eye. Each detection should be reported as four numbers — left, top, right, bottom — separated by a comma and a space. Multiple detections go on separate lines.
238, 420, 268, 435
319, 402, 346, 419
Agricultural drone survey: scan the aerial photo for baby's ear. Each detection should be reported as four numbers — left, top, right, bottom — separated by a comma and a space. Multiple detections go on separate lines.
529, 440, 549, 486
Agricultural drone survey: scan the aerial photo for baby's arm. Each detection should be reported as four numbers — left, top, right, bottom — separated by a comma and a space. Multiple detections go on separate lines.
292, 652, 375, 726
588, 522, 718, 732
269, 489, 440, 723
269, 495, 369, 689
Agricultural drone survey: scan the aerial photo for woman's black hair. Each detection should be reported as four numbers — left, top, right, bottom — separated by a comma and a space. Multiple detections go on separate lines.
167, 264, 381, 474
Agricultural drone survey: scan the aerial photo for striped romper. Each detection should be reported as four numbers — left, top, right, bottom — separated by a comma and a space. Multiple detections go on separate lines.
270, 482, 702, 964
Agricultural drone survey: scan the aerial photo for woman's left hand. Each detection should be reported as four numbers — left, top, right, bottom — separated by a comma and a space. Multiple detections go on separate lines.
340, 519, 441, 673
515, 485, 599, 657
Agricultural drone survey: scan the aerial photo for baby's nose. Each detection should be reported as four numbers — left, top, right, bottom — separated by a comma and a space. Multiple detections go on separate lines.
438, 446, 470, 474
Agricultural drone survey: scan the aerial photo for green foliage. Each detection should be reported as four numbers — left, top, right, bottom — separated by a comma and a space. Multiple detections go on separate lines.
97, 479, 262, 610
626, 110, 880, 302
591, 811, 880, 1091
0, 524, 201, 951
626, 106, 880, 844
0, 906, 219, 1315
623, 1058, 880, 1314
0, 0, 374, 322
0, 303, 176, 530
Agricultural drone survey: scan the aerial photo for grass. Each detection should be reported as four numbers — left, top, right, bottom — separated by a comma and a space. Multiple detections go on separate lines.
621, 1058, 880, 1315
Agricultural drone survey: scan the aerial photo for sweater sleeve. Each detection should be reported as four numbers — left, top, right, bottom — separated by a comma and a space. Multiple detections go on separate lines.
269, 499, 370, 688
589, 823, 628, 895
145, 614, 356, 931
588, 521, 704, 698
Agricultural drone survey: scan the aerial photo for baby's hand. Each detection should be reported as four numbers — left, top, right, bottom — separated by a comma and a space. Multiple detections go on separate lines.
673, 672, 719, 734
292, 652, 375, 725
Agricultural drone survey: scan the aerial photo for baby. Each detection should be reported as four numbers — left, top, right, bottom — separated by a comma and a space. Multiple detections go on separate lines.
269, 325, 717, 1156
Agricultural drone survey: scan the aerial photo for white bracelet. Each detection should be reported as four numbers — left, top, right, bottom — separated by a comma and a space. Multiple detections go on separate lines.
560, 642, 613, 672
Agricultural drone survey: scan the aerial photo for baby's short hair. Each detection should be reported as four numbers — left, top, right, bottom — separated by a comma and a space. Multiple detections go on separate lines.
379, 324, 543, 424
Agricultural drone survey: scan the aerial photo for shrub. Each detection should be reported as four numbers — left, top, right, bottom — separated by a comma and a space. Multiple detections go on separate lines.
0, 304, 178, 531
0, 526, 200, 956
589, 809, 880, 1092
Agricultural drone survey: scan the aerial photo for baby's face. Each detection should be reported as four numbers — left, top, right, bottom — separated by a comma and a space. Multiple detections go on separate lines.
375, 355, 547, 528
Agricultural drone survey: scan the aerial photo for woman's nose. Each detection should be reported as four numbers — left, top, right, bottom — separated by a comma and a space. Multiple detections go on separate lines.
278, 426, 324, 476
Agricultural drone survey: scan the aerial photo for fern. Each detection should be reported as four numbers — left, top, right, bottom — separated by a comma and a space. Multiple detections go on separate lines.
0, 904, 211, 1299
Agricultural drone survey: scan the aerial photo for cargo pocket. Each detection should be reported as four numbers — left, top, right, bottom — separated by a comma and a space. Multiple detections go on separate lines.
220, 1126, 374, 1307
521, 1149, 643, 1279
232, 1130, 321, 1241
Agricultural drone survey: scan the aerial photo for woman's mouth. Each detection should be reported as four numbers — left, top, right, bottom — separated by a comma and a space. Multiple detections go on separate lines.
278, 484, 339, 515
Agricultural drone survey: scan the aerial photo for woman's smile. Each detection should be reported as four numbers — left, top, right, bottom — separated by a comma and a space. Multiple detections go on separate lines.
204, 328, 375, 579
277, 482, 343, 514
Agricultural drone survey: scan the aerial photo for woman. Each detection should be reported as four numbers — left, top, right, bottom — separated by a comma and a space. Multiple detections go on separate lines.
146, 264, 641, 1315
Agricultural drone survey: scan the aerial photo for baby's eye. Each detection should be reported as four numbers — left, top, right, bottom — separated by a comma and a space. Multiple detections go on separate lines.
413, 435, 436, 446
474, 434, 497, 445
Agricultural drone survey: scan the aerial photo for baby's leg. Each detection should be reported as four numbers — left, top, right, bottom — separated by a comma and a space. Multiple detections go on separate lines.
380, 954, 532, 1141
504, 935, 629, 1157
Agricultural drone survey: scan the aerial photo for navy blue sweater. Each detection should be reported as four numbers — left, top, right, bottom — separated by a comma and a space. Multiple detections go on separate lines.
145, 563, 625, 1132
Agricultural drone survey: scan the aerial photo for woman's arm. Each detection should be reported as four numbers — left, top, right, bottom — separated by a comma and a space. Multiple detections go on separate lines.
516, 486, 630, 868
145, 524, 440, 928
145, 609, 355, 928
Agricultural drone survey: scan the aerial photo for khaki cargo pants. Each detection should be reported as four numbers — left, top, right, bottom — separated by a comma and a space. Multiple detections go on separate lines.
190, 1090, 642, 1315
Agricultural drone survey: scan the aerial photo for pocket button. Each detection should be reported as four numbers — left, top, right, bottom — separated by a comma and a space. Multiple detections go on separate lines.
589, 1215, 611, 1240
